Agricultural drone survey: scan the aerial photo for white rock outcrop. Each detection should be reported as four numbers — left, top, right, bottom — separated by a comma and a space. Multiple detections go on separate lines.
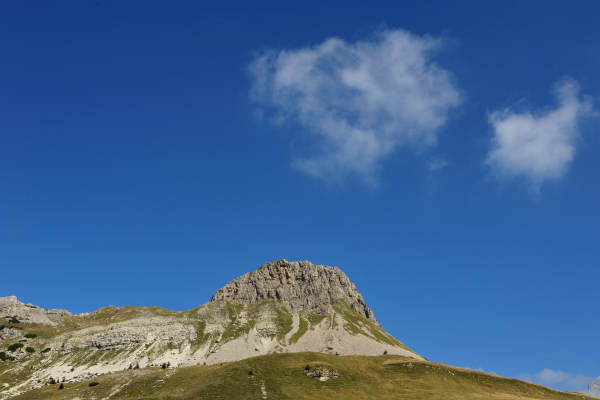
0, 296, 70, 326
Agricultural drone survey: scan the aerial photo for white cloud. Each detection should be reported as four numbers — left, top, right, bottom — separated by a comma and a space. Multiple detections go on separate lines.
428, 158, 449, 172
590, 377, 600, 398
486, 79, 594, 190
249, 29, 461, 184
520, 368, 596, 394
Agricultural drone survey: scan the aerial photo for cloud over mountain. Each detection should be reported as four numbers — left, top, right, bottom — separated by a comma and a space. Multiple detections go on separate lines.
520, 368, 596, 394
249, 29, 461, 184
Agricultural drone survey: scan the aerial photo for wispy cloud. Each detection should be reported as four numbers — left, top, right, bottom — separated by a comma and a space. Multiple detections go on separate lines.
428, 158, 449, 172
486, 78, 595, 191
249, 29, 462, 185
520, 368, 596, 394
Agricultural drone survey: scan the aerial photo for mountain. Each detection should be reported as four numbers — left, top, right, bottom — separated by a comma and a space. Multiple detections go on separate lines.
0, 259, 418, 398
590, 377, 600, 398
0, 259, 595, 400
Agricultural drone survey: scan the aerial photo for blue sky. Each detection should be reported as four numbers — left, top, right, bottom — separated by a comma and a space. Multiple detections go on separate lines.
1, 0, 599, 393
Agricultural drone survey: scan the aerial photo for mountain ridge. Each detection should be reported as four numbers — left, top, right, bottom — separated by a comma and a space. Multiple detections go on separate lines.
1, 259, 596, 400
0, 259, 419, 399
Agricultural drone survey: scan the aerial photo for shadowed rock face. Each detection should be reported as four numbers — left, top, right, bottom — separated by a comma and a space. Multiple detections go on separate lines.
590, 377, 600, 398
210, 259, 378, 323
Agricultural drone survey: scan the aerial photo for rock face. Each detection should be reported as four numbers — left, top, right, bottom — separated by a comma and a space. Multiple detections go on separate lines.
590, 377, 600, 398
0, 327, 22, 342
0, 296, 70, 326
211, 259, 377, 323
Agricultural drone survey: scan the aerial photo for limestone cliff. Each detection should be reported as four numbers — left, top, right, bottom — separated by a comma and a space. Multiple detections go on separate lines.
210, 259, 377, 323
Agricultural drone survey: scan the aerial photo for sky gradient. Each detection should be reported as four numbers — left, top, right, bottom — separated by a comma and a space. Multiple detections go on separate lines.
1, 0, 599, 393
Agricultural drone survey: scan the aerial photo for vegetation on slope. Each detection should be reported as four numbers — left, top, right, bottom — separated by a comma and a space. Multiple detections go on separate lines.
307, 313, 326, 328
272, 305, 293, 340
289, 316, 308, 344
8, 353, 594, 400
333, 300, 413, 351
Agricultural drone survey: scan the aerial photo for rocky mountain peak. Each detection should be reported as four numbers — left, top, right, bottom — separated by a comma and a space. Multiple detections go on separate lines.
210, 259, 378, 323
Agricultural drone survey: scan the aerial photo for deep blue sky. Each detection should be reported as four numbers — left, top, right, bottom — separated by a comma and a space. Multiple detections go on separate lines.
1, 0, 599, 392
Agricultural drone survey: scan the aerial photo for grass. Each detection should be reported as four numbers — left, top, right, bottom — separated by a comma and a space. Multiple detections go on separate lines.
289, 316, 308, 344
307, 314, 326, 329
220, 302, 256, 344
191, 320, 210, 346
272, 305, 293, 340
332, 300, 412, 351
9, 353, 595, 400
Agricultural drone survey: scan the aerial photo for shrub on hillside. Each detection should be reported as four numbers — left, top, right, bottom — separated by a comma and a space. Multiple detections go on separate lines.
24, 333, 37, 339
7, 343, 23, 352
25, 346, 35, 353
89, 381, 100, 387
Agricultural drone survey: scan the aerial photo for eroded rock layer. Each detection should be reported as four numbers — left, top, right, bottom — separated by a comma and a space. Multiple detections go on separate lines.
210, 259, 377, 323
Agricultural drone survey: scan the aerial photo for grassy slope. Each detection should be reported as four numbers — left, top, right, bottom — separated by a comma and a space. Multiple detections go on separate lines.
11, 353, 594, 400
332, 300, 413, 351
0, 301, 416, 397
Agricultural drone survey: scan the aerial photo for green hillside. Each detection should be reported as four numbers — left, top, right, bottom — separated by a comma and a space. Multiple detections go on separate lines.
11, 352, 594, 400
